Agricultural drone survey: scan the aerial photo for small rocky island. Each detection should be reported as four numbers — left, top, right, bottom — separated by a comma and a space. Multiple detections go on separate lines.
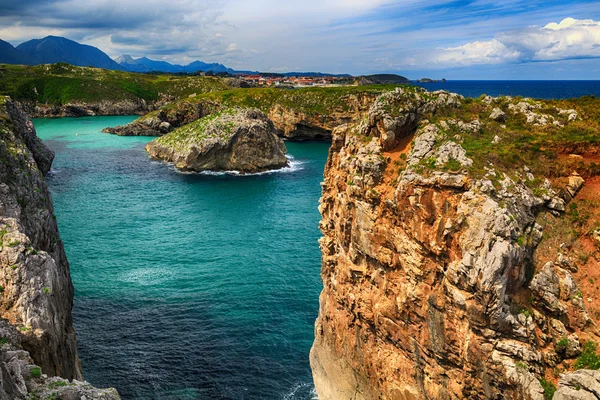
145, 108, 289, 174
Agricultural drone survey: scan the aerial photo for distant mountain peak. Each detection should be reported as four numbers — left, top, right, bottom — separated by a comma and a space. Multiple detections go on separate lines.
15, 35, 126, 71
115, 55, 138, 64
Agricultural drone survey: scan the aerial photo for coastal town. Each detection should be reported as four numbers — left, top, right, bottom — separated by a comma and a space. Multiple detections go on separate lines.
236, 74, 353, 87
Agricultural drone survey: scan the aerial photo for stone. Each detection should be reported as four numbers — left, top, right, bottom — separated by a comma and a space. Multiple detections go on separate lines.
555, 370, 600, 400
490, 107, 507, 122
146, 108, 289, 173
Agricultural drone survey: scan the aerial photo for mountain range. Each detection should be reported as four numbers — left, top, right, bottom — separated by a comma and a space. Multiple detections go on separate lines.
0, 36, 358, 77
0, 36, 234, 74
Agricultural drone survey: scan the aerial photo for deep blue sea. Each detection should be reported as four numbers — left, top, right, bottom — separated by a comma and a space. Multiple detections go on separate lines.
31, 81, 600, 400
413, 80, 600, 99
34, 116, 328, 400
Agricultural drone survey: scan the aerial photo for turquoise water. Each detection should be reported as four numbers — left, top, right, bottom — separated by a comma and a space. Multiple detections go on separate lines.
33, 116, 329, 400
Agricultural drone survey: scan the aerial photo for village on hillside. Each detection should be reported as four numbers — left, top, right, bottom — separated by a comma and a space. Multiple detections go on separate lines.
236, 74, 354, 87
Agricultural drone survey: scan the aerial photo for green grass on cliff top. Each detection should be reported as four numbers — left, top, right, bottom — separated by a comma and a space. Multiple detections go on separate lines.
0, 63, 231, 104
136, 84, 402, 126
154, 108, 240, 151
424, 94, 600, 181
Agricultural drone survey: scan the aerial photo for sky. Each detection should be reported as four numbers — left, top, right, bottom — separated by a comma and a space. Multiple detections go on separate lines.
1, 0, 600, 78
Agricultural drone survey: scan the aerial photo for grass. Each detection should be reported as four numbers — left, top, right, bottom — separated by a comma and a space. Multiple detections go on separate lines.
574, 341, 600, 370
29, 366, 42, 379
0, 63, 231, 105
539, 378, 557, 400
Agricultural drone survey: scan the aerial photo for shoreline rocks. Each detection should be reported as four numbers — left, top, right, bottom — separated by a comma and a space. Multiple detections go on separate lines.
146, 108, 289, 174
0, 96, 120, 397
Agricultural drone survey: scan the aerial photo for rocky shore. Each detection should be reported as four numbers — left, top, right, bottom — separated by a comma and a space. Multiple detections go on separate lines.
18, 99, 158, 118
103, 90, 381, 141
311, 87, 600, 399
146, 108, 289, 173
0, 96, 119, 398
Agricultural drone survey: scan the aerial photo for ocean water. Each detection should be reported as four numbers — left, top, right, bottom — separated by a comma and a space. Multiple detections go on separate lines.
413, 80, 600, 99
33, 115, 328, 400
31, 80, 600, 399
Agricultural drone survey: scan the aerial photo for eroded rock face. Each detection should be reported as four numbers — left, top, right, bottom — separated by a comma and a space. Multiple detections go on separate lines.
554, 370, 600, 400
0, 97, 82, 380
0, 96, 119, 397
19, 99, 156, 118
103, 100, 221, 136
310, 88, 593, 400
146, 108, 289, 173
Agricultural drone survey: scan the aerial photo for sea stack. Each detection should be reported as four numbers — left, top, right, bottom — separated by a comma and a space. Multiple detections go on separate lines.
146, 108, 289, 174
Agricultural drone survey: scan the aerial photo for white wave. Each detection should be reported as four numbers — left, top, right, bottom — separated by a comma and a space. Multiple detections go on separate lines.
282, 382, 317, 400
162, 156, 305, 177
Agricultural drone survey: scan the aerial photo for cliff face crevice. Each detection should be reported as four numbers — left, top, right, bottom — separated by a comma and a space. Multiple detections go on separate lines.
0, 97, 123, 399
311, 88, 600, 399
0, 97, 81, 380
104, 92, 380, 141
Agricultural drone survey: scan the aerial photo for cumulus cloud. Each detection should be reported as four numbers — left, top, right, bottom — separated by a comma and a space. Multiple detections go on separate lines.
433, 17, 600, 66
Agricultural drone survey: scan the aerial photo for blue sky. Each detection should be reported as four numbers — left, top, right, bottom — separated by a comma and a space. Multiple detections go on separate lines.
1, 0, 600, 78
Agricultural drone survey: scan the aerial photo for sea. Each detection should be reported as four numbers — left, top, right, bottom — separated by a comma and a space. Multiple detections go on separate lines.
32, 81, 600, 400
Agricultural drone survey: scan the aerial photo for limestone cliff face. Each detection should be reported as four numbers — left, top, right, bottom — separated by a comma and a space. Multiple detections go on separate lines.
106, 92, 379, 140
268, 93, 377, 141
146, 108, 289, 173
19, 99, 157, 118
311, 88, 599, 399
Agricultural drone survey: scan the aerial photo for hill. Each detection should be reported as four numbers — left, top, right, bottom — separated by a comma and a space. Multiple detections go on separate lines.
17, 36, 126, 71
0, 63, 232, 106
115, 55, 235, 74
0, 39, 35, 65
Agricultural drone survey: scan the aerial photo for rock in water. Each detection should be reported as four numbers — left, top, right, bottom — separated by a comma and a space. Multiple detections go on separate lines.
146, 108, 289, 173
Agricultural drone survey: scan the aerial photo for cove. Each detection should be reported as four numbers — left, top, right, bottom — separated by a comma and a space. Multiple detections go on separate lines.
33, 115, 329, 400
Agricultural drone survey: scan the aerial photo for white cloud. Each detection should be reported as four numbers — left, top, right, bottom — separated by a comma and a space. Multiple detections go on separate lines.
432, 17, 600, 66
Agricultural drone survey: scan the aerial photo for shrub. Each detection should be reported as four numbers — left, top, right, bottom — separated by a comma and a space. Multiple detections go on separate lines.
556, 337, 569, 352
574, 341, 600, 370
29, 366, 41, 379
539, 378, 556, 400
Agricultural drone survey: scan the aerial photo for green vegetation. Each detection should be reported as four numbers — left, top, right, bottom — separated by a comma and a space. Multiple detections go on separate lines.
515, 361, 528, 371
154, 108, 239, 151
556, 337, 569, 352
539, 378, 557, 400
43, 287, 50, 294
574, 341, 600, 370
0, 63, 231, 105
29, 366, 42, 379
0, 338, 8, 346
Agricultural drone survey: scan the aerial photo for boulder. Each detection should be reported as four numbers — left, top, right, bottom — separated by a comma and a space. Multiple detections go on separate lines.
490, 107, 507, 122
554, 370, 600, 400
146, 108, 289, 174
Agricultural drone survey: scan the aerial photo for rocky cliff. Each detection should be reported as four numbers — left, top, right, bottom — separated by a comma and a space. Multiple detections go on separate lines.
0, 96, 119, 398
311, 88, 600, 399
19, 99, 157, 118
104, 88, 383, 141
146, 108, 289, 173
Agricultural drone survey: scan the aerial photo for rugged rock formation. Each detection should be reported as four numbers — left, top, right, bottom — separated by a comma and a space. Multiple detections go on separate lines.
310, 87, 600, 400
105, 91, 379, 140
0, 319, 119, 399
103, 100, 220, 136
0, 96, 119, 398
146, 108, 289, 173
18, 99, 157, 118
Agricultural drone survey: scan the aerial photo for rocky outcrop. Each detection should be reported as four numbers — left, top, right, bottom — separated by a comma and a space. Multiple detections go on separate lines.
103, 100, 221, 136
0, 96, 119, 397
554, 370, 600, 400
0, 319, 119, 399
310, 87, 597, 400
146, 108, 289, 173
105, 92, 379, 140
18, 99, 158, 118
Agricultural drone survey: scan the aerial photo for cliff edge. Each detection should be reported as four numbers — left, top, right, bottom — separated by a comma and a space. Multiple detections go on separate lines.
0, 96, 119, 398
311, 88, 600, 399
